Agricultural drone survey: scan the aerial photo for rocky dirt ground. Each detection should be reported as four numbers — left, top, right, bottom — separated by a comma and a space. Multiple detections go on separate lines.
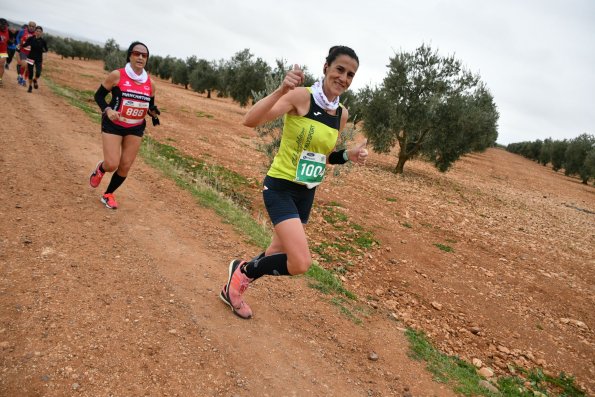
0, 53, 593, 396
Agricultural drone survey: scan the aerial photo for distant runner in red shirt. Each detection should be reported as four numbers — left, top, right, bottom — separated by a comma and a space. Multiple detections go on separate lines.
16, 21, 35, 86
0, 18, 9, 86
89, 41, 161, 209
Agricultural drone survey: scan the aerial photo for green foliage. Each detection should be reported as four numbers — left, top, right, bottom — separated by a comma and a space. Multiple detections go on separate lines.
508, 138, 569, 172
171, 59, 189, 88
564, 133, 595, 183
102, 38, 125, 71
45, 34, 104, 61
251, 59, 290, 165
146, 54, 162, 74
360, 44, 499, 173
584, 149, 595, 185
189, 59, 220, 98
550, 140, 568, 171
103, 38, 120, 55
220, 48, 270, 107
539, 138, 553, 165
340, 89, 363, 124
157, 56, 176, 80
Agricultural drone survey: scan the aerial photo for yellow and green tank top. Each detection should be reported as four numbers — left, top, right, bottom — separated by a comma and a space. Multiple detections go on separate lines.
267, 88, 343, 189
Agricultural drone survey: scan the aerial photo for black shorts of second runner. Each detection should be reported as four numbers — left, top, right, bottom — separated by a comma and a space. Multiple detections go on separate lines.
27, 60, 42, 79
101, 116, 145, 138
263, 175, 316, 225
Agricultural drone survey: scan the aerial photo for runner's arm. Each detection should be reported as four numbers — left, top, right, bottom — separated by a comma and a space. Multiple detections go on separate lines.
243, 65, 308, 127
94, 70, 120, 112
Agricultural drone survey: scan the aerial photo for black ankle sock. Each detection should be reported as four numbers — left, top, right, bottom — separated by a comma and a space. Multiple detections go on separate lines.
105, 172, 126, 194
99, 162, 105, 173
250, 252, 265, 262
242, 253, 290, 280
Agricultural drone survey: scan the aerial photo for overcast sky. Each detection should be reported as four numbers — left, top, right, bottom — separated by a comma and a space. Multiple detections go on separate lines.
2, 0, 593, 145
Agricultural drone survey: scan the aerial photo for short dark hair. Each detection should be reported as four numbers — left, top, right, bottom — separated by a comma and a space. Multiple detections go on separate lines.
0, 18, 7, 26
36, 26, 43, 32
126, 41, 149, 63
326, 45, 359, 66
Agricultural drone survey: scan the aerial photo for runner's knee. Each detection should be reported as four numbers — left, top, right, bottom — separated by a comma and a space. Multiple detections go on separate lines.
102, 160, 118, 173
287, 253, 312, 275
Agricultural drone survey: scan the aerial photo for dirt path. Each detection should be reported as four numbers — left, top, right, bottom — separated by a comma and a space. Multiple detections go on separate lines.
0, 61, 458, 396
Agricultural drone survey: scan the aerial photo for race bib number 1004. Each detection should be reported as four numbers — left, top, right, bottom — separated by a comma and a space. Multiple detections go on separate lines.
295, 150, 326, 187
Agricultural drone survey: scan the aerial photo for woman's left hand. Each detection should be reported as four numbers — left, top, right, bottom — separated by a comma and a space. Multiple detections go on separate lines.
348, 139, 368, 165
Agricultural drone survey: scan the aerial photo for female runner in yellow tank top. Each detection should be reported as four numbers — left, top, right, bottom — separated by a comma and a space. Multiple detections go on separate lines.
220, 46, 368, 319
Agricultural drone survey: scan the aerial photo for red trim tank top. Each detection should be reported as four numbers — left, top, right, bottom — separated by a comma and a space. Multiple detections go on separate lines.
111, 68, 152, 128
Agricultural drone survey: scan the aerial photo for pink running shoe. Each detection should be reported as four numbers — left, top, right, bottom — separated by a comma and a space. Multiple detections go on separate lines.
101, 193, 118, 209
220, 259, 253, 319
89, 161, 105, 188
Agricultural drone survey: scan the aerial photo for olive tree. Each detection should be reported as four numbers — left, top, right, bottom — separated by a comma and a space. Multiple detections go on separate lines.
564, 133, 595, 184
189, 59, 220, 98
360, 44, 499, 173
220, 49, 270, 107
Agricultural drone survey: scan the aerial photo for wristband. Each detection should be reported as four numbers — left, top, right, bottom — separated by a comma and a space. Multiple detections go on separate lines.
328, 149, 348, 165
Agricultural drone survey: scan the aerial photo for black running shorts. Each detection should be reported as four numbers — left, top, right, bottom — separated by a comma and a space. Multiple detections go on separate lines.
262, 175, 316, 225
101, 116, 145, 138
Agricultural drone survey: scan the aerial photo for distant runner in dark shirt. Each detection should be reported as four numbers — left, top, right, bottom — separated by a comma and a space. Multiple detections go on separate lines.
22, 25, 47, 93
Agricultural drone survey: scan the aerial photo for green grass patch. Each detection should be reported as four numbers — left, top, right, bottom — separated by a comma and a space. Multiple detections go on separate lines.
142, 136, 254, 210
321, 205, 349, 225
305, 262, 357, 300
350, 228, 377, 249
196, 110, 214, 118
312, 205, 378, 267
407, 328, 491, 394
406, 328, 586, 396
402, 222, 413, 228
351, 223, 364, 231
329, 296, 368, 325
45, 78, 101, 123
434, 243, 454, 253
140, 138, 270, 249
386, 197, 397, 202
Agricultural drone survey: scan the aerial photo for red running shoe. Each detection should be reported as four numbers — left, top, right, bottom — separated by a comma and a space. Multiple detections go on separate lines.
101, 193, 118, 209
220, 260, 253, 319
89, 161, 104, 188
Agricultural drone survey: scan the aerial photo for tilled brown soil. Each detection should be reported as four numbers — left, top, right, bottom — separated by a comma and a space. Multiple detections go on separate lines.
0, 54, 593, 396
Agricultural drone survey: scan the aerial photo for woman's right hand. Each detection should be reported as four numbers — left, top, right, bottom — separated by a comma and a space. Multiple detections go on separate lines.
105, 108, 120, 121
281, 64, 304, 94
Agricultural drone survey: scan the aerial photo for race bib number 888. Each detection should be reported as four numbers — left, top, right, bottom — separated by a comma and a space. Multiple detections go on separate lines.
121, 100, 149, 121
